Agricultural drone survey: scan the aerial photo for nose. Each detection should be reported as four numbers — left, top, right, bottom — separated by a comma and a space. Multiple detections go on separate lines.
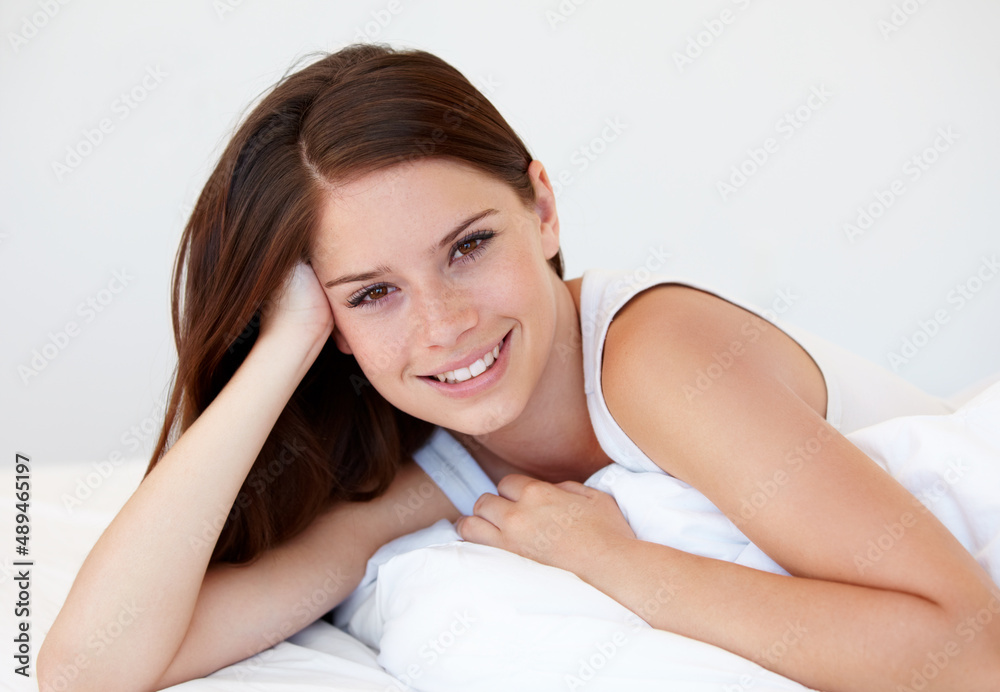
413, 278, 478, 347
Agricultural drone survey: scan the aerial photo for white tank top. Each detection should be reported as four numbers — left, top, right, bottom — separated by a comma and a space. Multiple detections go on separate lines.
415, 268, 954, 506
579, 267, 954, 476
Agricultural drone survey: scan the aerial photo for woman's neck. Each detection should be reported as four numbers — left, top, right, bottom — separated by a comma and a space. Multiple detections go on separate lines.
449, 275, 613, 486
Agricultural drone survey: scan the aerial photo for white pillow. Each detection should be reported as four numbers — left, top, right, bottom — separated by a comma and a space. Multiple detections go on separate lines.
342, 381, 1000, 691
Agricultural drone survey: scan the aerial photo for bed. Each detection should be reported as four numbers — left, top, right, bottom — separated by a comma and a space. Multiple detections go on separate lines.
8, 372, 1000, 692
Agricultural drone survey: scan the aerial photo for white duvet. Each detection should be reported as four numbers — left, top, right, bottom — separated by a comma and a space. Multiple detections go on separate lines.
14, 381, 1000, 692
162, 379, 1000, 692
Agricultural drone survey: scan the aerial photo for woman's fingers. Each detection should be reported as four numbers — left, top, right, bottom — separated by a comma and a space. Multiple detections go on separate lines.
260, 261, 335, 343
493, 473, 537, 499
456, 475, 634, 574
456, 512, 502, 546
553, 480, 595, 496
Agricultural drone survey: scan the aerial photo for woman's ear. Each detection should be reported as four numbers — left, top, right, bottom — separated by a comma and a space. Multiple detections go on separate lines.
527, 160, 560, 261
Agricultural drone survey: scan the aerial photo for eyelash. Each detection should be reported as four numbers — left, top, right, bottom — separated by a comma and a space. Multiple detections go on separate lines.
346, 230, 496, 310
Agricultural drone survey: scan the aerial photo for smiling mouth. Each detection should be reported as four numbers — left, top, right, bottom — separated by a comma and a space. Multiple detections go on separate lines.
427, 335, 505, 384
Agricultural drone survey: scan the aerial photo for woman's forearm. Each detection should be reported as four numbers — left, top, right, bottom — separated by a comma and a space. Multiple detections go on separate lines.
578, 537, 1000, 692
155, 458, 460, 689
37, 329, 326, 692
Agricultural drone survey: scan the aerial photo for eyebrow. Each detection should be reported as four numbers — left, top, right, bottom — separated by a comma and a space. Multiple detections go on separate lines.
323, 208, 500, 288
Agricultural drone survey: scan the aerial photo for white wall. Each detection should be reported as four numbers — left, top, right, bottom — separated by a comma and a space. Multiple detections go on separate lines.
2, 0, 998, 467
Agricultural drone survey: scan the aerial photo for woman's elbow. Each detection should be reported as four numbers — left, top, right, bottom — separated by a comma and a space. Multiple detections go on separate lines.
964, 614, 1000, 690
36, 639, 81, 692
36, 642, 94, 692
933, 594, 1000, 691
35, 639, 65, 692
35, 640, 151, 692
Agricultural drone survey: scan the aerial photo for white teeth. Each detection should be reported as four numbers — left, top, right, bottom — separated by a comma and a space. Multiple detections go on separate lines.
433, 339, 503, 384
469, 358, 487, 378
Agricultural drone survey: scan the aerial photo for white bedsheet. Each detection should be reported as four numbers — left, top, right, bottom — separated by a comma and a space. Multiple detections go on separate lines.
326, 381, 1000, 691
7, 380, 1000, 692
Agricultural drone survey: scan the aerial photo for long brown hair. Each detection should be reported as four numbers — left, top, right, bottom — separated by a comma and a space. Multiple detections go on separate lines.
149, 43, 564, 564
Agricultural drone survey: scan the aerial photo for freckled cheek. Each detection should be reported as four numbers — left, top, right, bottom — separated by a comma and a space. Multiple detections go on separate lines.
348, 326, 412, 380
490, 256, 545, 316
491, 284, 524, 318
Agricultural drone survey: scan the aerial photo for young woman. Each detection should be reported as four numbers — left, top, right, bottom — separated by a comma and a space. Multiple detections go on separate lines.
38, 43, 1000, 692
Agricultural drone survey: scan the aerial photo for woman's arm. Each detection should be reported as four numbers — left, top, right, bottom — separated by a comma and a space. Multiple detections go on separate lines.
460, 285, 1000, 691
37, 264, 459, 692
154, 459, 458, 690
37, 325, 323, 692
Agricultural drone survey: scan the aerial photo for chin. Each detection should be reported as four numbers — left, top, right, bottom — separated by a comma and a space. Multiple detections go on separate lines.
461, 398, 524, 440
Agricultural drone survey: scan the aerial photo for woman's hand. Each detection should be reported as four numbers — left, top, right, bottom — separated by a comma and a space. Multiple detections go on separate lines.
456, 475, 636, 576
259, 260, 335, 345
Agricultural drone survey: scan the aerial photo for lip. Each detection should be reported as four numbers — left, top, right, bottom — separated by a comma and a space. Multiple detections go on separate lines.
423, 331, 509, 378
420, 328, 512, 399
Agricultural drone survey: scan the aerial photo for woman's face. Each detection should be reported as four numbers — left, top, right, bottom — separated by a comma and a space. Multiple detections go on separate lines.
310, 157, 563, 436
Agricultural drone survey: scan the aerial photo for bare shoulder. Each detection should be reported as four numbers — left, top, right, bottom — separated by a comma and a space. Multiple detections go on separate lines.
602, 283, 827, 424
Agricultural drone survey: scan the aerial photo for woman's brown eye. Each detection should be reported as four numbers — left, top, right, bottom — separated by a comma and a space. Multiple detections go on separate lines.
451, 231, 494, 263
362, 285, 393, 303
